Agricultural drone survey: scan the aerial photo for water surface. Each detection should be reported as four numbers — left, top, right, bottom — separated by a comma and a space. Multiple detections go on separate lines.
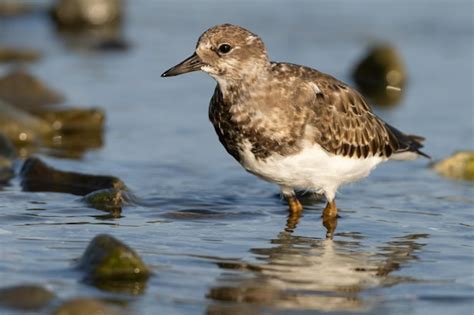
0, 1, 473, 314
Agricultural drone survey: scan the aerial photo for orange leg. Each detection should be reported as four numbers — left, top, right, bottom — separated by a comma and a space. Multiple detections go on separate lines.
287, 195, 303, 213
322, 199, 338, 239
323, 199, 338, 218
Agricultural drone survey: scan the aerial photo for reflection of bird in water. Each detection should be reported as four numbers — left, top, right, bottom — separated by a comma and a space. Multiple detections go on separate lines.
206, 215, 428, 314
162, 24, 428, 224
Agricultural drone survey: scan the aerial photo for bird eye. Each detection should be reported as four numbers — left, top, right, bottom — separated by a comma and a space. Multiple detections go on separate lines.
218, 44, 232, 54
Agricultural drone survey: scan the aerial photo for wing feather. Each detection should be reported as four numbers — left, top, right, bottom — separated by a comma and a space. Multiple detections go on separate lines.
306, 75, 427, 158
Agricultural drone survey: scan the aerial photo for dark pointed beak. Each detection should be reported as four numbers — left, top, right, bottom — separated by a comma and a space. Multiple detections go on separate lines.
161, 52, 205, 77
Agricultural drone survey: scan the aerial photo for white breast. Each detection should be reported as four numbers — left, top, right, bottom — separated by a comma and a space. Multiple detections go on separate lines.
239, 140, 386, 200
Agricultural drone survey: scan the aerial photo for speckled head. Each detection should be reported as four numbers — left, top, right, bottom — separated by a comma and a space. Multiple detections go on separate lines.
161, 24, 269, 84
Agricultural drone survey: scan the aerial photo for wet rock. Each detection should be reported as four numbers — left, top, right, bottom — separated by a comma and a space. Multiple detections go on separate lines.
53, 298, 125, 315
51, 0, 123, 28
0, 284, 55, 311
433, 151, 474, 181
36, 108, 105, 132
78, 234, 150, 284
20, 156, 126, 196
0, 99, 53, 145
0, 133, 16, 183
0, 47, 41, 63
82, 188, 130, 215
352, 44, 406, 106
0, 69, 64, 112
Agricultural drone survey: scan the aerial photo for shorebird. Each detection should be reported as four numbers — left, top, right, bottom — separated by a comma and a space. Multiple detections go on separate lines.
161, 24, 428, 219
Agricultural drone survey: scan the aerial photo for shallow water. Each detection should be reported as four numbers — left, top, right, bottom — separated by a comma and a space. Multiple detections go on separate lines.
0, 0, 473, 314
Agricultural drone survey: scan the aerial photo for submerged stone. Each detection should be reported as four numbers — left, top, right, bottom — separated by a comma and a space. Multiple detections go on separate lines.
36, 107, 105, 132
433, 151, 474, 181
352, 44, 406, 106
82, 188, 133, 215
0, 47, 41, 63
0, 99, 53, 145
78, 234, 150, 283
0, 69, 64, 112
53, 298, 125, 315
0, 284, 55, 311
20, 157, 126, 196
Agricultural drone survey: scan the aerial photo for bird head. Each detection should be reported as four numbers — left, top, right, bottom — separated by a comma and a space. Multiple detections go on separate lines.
162, 24, 269, 87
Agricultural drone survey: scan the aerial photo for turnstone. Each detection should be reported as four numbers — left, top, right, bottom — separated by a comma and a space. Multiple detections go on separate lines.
161, 24, 428, 219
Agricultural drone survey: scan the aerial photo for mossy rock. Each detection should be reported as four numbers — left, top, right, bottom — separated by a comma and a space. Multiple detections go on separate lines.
433, 151, 474, 181
0, 284, 55, 311
78, 234, 150, 282
82, 188, 136, 216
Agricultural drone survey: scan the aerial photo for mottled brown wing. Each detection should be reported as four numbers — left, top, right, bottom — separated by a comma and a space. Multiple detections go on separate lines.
308, 78, 411, 158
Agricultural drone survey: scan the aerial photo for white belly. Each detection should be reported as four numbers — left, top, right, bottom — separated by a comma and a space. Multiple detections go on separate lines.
239, 141, 386, 200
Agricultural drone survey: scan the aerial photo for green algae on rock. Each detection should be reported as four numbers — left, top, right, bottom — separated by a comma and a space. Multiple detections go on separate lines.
433, 151, 474, 181
352, 44, 406, 106
82, 188, 134, 216
20, 156, 126, 196
78, 234, 151, 283
0, 284, 55, 311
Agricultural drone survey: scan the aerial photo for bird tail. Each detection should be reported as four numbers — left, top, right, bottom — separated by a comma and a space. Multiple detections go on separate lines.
385, 124, 430, 160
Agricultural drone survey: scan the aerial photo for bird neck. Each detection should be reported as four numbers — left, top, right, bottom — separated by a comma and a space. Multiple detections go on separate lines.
217, 64, 271, 104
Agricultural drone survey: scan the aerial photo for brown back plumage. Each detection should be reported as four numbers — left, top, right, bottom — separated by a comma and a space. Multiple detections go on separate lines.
305, 69, 428, 159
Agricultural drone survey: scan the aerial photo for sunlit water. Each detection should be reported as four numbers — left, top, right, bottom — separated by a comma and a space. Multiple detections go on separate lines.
0, 1, 473, 314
